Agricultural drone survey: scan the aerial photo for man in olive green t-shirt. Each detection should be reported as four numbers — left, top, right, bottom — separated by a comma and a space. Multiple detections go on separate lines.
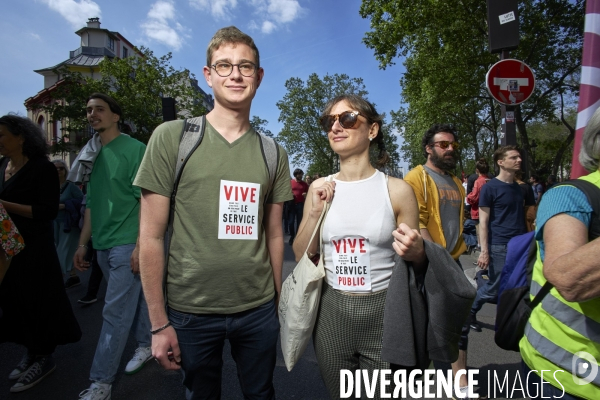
135, 27, 292, 399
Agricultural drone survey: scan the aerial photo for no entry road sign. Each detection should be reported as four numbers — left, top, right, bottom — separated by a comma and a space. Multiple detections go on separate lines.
486, 59, 536, 105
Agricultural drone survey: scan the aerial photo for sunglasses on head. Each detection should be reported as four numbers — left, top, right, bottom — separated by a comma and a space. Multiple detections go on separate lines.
319, 110, 365, 132
430, 140, 459, 150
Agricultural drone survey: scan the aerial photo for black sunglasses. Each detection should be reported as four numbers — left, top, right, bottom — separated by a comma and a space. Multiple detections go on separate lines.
319, 110, 366, 132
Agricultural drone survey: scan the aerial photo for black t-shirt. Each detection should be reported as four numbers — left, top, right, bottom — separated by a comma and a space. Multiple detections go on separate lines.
479, 178, 526, 245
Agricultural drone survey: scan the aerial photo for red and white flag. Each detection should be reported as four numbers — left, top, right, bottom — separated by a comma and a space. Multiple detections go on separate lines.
572, 0, 600, 178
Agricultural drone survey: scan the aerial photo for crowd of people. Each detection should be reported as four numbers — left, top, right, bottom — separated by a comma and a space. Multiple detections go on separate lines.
0, 25, 598, 400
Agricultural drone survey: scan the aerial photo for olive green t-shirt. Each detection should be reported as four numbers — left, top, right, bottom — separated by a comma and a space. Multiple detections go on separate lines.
87, 134, 145, 250
134, 119, 292, 314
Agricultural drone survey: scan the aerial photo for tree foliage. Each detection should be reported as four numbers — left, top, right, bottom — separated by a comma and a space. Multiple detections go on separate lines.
38, 47, 207, 150
360, 0, 583, 175
276, 73, 400, 175
250, 115, 273, 137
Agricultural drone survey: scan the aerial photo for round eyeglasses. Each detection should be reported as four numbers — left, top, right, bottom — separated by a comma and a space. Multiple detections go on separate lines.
211, 62, 257, 77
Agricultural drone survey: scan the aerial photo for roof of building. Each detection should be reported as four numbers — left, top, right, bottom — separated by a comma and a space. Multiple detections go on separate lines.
34, 47, 114, 75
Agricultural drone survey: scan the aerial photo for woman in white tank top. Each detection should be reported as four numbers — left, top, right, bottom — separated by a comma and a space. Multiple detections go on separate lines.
292, 94, 427, 399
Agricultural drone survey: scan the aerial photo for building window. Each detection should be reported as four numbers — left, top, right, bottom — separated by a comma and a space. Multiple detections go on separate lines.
123, 47, 128, 58
108, 37, 114, 51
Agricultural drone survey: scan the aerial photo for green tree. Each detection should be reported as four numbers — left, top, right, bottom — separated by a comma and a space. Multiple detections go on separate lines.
250, 116, 273, 137
38, 46, 207, 151
360, 0, 584, 174
276, 73, 400, 175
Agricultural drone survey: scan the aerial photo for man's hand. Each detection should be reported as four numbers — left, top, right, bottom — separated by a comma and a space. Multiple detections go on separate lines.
392, 223, 425, 264
130, 244, 140, 273
73, 246, 90, 271
152, 327, 181, 370
477, 251, 490, 270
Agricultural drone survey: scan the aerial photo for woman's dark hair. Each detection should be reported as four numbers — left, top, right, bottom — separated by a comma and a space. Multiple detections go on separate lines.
0, 114, 50, 158
321, 94, 389, 167
475, 158, 489, 175
421, 124, 457, 158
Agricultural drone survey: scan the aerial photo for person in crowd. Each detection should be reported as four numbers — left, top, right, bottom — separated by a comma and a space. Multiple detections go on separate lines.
0, 114, 81, 393
293, 94, 426, 399
530, 174, 544, 205
466, 158, 491, 250
305, 174, 314, 186
470, 146, 526, 331
288, 168, 309, 245
519, 106, 600, 399
546, 174, 557, 190
404, 124, 472, 399
73, 93, 152, 400
514, 170, 536, 232
313, 173, 321, 181
77, 193, 104, 305
52, 159, 84, 288
134, 26, 292, 399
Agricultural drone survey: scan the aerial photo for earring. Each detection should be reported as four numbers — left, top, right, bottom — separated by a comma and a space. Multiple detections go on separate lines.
369, 137, 373, 142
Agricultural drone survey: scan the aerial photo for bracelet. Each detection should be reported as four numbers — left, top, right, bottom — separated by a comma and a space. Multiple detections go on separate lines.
150, 322, 171, 335
78, 244, 88, 249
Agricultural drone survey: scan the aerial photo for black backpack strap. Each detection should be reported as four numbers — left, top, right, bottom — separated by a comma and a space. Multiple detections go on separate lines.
163, 116, 206, 305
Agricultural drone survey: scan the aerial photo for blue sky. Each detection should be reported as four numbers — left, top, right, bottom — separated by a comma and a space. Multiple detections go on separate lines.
1, 0, 409, 172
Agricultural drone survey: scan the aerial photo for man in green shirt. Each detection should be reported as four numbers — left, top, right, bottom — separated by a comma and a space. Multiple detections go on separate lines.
135, 27, 292, 399
74, 93, 152, 400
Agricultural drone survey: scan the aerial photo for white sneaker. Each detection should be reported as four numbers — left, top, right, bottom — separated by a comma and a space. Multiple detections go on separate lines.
124, 346, 153, 375
79, 382, 111, 400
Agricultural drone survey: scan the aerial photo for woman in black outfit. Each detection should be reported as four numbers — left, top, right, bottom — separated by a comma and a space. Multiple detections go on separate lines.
0, 114, 81, 393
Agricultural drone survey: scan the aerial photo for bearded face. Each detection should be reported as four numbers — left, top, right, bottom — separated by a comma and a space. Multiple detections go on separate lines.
429, 146, 457, 171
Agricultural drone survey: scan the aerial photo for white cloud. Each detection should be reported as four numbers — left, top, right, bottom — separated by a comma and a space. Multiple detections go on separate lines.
30, 33, 42, 41
261, 21, 276, 34
141, 1, 187, 51
191, 0, 303, 34
40, 0, 101, 29
267, 0, 302, 24
189, 0, 238, 19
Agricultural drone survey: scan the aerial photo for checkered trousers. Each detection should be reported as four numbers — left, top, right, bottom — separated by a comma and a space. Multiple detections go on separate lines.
313, 283, 390, 399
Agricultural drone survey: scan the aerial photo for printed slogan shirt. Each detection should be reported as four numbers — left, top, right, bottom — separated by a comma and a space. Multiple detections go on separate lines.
134, 120, 292, 314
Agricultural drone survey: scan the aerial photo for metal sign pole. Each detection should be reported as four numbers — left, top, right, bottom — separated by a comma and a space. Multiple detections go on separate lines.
500, 50, 517, 146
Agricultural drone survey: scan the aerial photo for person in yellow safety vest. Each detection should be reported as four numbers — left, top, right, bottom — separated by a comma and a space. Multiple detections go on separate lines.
519, 106, 600, 400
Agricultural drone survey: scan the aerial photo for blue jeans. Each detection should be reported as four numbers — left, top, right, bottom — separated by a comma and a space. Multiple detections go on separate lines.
90, 243, 151, 384
471, 244, 507, 314
521, 360, 584, 399
169, 298, 279, 400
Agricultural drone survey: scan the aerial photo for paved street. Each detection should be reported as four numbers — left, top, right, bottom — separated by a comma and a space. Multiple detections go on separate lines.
0, 236, 525, 400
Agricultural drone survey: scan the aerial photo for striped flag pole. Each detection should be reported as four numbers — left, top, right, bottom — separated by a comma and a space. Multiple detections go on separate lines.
572, 0, 600, 178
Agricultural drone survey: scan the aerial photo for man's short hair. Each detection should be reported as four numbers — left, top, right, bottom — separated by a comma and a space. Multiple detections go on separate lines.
493, 145, 519, 165
530, 174, 539, 182
293, 168, 304, 177
421, 124, 457, 158
86, 93, 122, 119
206, 26, 260, 68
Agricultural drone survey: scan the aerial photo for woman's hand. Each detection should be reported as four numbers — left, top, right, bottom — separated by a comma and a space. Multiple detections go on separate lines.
310, 180, 335, 217
392, 223, 426, 264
